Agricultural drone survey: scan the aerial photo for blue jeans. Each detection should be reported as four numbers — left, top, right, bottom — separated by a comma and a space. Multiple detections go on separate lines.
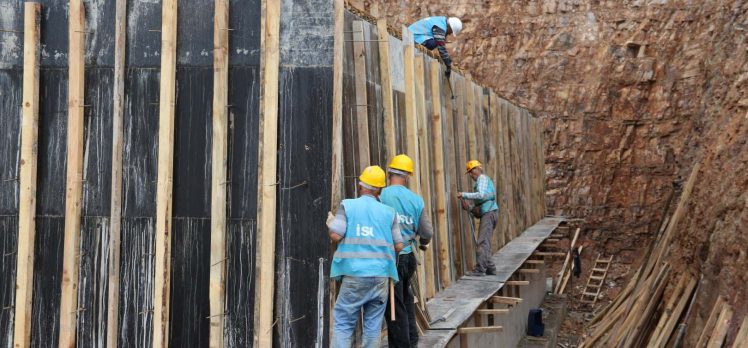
332, 276, 389, 348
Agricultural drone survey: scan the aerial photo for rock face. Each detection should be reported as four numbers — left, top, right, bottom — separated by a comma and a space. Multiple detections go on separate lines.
362, 0, 748, 344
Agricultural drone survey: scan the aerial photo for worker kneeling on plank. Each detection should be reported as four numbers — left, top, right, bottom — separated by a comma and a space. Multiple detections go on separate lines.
380, 155, 434, 348
327, 165, 405, 348
407, 16, 462, 79
458, 160, 499, 276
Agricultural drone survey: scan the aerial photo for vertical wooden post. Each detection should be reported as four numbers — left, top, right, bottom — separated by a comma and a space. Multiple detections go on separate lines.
414, 55, 435, 298
209, 0, 229, 346
475, 86, 486, 166
489, 92, 505, 248
329, 0, 345, 341
454, 77, 474, 272
352, 21, 370, 170
428, 61, 451, 290
252, 0, 280, 345
465, 81, 477, 160
402, 26, 419, 192
153, 0, 178, 344
59, 0, 86, 345
372, 4, 396, 157
106, 0, 127, 344
13, 4, 41, 348
444, 76, 462, 279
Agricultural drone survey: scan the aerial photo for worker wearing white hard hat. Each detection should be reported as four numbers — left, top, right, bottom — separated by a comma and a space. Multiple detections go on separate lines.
407, 16, 463, 79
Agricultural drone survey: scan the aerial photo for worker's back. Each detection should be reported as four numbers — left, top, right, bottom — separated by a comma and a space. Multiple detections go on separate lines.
407, 16, 448, 45
380, 185, 424, 254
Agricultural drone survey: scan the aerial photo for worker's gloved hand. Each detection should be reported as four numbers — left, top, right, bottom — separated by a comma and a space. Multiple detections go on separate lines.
445, 66, 452, 79
326, 211, 335, 228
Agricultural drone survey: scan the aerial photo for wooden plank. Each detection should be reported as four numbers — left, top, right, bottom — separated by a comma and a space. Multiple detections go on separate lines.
13, 4, 41, 347
402, 25, 419, 191
454, 77, 474, 272
429, 60, 452, 289
208, 0, 230, 346
457, 326, 503, 334
535, 252, 566, 257
328, 0, 345, 341
372, 4, 396, 157
490, 296, 522, 304
106, 0, 127, 345
465, 81, 477, 160
475, 86, 485, 168
555, 228, 580, 293
59, 0, 87, 345
443, 72, 462, 280
152, 0, 179, 344
475, 309, 509, 315
506, 280, 529, 286
518, 268, 540, 274
650, 276, 697, 347
524, 260, 545, 265
252, 0, 281, 346
732, 315, 748, 348
352, 20, 370, 170
706, 305, 733, 348
649, 275, 687, 344
488, 92, 505, 249
415, 55, 436, 298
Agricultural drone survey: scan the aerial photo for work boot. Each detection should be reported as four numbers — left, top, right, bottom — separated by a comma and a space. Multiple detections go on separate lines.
465, 270, 485, 277
486, 269, 497, 276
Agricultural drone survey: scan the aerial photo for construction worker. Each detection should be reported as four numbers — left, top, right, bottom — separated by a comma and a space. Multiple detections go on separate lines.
457, 160, 499, 276
407, 16, 463, 78
326, 165, 405, 348
380, 155, 434, 347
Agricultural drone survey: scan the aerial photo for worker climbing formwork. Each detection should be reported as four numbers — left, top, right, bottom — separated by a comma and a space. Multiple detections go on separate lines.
407, 16, 463, 79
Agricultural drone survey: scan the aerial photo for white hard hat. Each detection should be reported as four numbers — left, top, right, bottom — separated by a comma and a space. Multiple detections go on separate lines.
448, 17, 463, 36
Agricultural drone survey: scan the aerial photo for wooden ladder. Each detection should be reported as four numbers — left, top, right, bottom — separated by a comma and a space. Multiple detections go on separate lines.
580, 255, 613, 305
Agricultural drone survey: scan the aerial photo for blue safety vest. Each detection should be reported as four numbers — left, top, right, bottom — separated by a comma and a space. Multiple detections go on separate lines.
407, 16, 448, 45
380, 185, 424, 254
474, 174, 499, 215
331, 195, 399, 281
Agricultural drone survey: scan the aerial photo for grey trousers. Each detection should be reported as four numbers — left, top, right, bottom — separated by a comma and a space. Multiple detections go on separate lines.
475, 210, 498, 272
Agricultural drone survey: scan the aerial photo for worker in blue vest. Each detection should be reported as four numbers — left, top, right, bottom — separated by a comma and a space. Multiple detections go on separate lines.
380, 155, 434, 347
457, 160, 499, 276
327, 165, 405, 348
407, 16, 463, 78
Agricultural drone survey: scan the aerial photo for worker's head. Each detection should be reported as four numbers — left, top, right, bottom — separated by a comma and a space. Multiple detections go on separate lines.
466, 160, 482, 180
358, 165, 386, 196
387, 154, 414, 185
447, 17, 463, 37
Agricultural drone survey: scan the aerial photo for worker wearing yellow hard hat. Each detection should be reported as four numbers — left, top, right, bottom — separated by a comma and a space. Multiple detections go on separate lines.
326, 165, 404, 348
457, 160, 500, 277
380, 155, 434, 347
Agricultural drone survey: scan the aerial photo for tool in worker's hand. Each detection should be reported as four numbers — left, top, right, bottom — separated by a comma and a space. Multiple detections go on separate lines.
429, 307, 456, 326
460, 198, 478, 249
389, 280, 396, 321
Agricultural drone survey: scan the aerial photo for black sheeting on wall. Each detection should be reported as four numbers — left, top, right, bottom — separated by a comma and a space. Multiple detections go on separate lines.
273, 0, 334, 346
0, 69, 21, 347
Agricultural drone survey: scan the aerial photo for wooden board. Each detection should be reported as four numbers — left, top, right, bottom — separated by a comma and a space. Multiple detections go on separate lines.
106, 0, 127, 344
13, 4, 41, 347
59, 0, 87, 345
208, 0, 230, 346
429, 61, 452, 289
152, 0, 179, 344
402, 25, 419, 191
414, 55, 436, 298
252, 0, 281, 346
372, 4, 396, 157
352, 20, 370, 170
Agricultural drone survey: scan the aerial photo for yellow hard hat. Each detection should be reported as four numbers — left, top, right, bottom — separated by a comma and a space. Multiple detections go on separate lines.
388, 154, 414, 175
359, 165, 386, 188
466, 160, 482, 173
